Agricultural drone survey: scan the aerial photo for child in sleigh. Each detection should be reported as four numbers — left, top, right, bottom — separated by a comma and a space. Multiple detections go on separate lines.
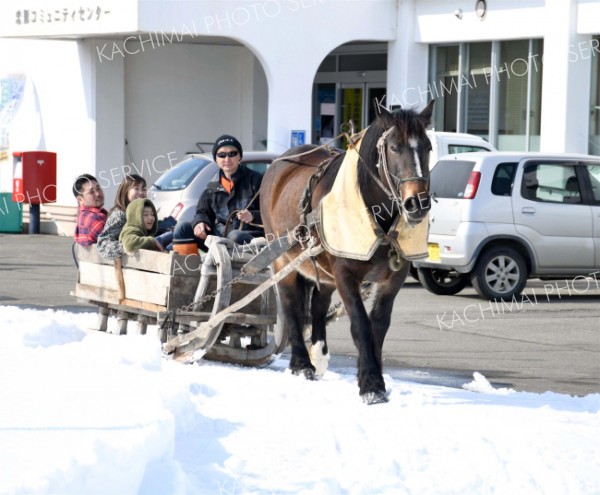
119, 198, 172, 254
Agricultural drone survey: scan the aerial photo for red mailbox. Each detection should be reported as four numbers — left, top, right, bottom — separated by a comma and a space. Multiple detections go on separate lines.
13, 151, 57, 204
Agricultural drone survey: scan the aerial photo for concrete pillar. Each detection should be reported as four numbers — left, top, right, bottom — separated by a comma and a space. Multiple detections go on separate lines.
266, 69, 315, 153
89, 39, 125, 207
387, 0, 430, 110
540, 0, 592, 153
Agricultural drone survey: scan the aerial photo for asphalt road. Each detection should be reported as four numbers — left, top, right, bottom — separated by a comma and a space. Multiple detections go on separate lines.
1, 233, 598, 396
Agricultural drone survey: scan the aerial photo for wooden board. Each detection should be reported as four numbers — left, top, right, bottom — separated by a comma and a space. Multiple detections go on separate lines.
78, 261, 171, 306
74, 244, 202, 276
73, 283, 166, 315
74, 242, 204, 310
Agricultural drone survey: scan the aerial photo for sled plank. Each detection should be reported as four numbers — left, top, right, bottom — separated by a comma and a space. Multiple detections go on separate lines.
73, 283, 167, 313
74, 245, 201, 276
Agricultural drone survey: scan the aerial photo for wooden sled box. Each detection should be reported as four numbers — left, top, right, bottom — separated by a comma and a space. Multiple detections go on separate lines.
73, 244, 201, 318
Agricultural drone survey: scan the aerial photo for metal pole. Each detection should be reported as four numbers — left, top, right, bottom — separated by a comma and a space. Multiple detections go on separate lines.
29, 203, 40, 234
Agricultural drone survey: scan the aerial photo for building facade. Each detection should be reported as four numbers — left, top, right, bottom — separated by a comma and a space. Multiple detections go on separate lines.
0, 0, 599, 233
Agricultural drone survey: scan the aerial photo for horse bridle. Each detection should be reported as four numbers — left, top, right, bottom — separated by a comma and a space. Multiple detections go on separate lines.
373, 126, 429, 208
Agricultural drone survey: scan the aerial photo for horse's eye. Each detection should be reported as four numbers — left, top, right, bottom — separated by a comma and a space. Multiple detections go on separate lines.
389, 144, 400, 153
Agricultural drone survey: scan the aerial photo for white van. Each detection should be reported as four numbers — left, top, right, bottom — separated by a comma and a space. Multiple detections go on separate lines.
426, 131, 496, 166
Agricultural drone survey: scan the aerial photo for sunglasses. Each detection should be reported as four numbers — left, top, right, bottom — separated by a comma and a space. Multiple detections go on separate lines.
216, 151, 239, 159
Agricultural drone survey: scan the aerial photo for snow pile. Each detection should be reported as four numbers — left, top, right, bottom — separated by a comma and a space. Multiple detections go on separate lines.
0, 306, 599, 495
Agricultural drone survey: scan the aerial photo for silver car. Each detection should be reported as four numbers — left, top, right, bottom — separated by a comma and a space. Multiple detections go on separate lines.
148, 151, 277, 225
414, 151, 600, 300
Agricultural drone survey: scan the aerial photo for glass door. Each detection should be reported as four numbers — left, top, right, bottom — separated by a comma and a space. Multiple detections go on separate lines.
340, 84, 364, 133
313, 82, 386, 147
367, 85, 387, 126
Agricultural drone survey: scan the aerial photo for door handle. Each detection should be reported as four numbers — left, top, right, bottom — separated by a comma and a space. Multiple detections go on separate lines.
521, 207, 536, 215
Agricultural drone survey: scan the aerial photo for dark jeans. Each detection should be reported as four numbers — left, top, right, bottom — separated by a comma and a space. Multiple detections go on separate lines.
173, 221, 261, 252
156, 216, 177, 236
155, 231, 173, 250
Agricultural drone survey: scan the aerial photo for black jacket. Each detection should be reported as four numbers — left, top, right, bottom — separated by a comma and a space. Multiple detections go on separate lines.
192, 165, 263, 237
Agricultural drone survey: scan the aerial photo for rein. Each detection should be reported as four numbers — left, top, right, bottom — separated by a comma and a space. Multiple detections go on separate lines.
270, 132, 344, 168
224, 183, 262, 236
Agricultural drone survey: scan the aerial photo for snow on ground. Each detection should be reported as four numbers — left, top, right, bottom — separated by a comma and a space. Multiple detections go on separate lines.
0, 306, 599, 495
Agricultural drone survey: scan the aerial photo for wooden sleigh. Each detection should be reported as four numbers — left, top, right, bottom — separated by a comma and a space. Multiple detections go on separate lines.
71, 235, 318, 366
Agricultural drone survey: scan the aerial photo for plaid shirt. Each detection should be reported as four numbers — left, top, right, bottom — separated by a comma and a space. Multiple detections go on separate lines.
74, 206, 108, 246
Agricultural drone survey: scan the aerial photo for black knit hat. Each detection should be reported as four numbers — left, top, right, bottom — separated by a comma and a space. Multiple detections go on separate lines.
212, 135, 243, 161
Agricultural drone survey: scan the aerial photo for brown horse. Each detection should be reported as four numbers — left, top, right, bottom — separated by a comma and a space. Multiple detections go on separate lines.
260, 101, 434, 404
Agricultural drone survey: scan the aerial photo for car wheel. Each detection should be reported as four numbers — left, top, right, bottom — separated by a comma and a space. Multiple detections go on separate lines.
409, 263, 419, 281
471, 246, 528, 301
417, 267, 469, 295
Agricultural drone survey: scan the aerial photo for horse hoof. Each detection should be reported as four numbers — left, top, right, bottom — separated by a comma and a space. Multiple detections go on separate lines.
291, 367, 315, 380
362, 391, 389, 405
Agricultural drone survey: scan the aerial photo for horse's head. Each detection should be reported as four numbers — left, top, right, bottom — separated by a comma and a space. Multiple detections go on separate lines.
367, 100, 434, 226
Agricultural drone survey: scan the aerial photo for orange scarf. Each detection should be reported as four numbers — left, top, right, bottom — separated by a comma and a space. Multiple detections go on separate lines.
220, 176, 234, 193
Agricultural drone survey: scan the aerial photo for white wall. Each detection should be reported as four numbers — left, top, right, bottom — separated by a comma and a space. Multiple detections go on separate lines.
0, 38, 96, 207
414, 0, 546, 43
136, 0, 398, 151
92, 39, 126, 207
123, 41, 258, 187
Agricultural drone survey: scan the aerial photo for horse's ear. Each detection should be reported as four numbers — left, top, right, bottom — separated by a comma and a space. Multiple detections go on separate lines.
419, 99, 435, 127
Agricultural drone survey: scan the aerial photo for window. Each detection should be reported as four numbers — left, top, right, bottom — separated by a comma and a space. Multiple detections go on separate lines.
448, 144, 493, 154
491, 162, 517, 196
338, 53, 387, 72
244, 161, 271, 175
430, 45, 460, 132
430, 160, 476, 198
520, 163, 580, 203
497, 40, 543, 151
584, 163, 600, 202
429, 39, 543, 151
466, 42, 492, 137
153, 158, 210, 191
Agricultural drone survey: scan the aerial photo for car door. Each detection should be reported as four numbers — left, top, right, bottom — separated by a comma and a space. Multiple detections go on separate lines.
580, 161, 600, 267
512, 159, 595, 270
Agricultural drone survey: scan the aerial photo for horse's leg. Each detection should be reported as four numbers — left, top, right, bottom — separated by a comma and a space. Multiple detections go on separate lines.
277, 267, 315, 379
334, 265, 387, 404
369, 265, 410, 369
308, 285, 335, 377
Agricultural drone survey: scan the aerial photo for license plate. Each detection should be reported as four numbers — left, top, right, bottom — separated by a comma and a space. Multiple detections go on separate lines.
427, 243, 440, 261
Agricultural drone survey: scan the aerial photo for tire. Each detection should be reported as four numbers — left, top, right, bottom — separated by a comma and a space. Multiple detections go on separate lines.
470, 246, 528, 301
417, 267, 469, 295
409, 263, 419, 281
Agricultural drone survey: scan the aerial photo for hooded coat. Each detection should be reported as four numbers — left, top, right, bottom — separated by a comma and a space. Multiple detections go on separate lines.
119, 198, 159, 254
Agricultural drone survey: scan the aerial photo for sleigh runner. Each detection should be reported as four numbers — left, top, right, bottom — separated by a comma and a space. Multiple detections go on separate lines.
72, 234, 307, 366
